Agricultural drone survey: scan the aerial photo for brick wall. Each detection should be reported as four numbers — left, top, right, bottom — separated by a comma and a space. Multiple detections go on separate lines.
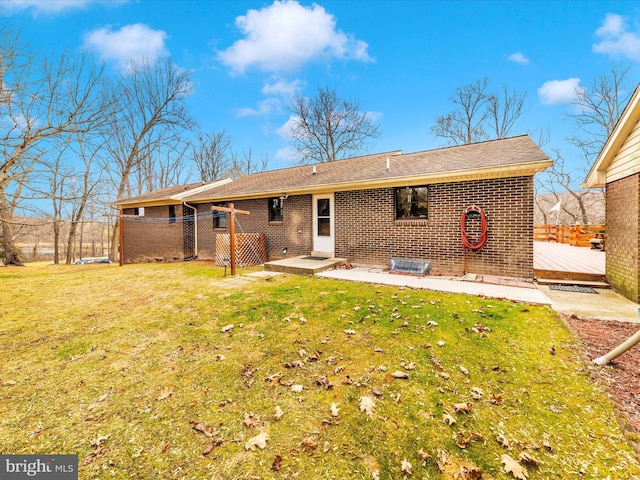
122, 177, 535, 279
122, 205, 184, 263
335, 176, 534, 278
606, 174, 640, 303
229, 196, 313, 259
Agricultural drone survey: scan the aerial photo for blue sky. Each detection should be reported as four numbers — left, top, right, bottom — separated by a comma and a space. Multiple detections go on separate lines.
3, 0, 640, 175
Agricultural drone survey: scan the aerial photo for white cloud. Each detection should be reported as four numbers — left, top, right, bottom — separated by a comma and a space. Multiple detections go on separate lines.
83, 24, 168, 68
3, 0, 92, 14
537, 78, 581, 105
275, 145, 299, 161
261, 78, 304, 97
508, 52, 530, 64
275, 115, 299, 138
217, 0, 372, 75
596, 13, 625, 37
236, 98, 283, 117
3, 0, 127, 15
593, 13, 640, 60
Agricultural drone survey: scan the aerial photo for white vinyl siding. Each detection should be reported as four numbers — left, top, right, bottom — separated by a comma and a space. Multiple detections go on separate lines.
607, 118, 640, 183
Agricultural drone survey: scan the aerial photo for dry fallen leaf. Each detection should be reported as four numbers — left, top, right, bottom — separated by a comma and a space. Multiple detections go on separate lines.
455, 432, 472, 449
497, 433, 511, 449
442, 412, 456, 426
155, 386, 173, 401
436, 449, 483, 479
203, 439, 223, 455
417, 448, 429, 465
220, 324, 234, 333
459, 365, 469, 375
274, 406, 284, 421
401, 458, 412, 475
271, 454, 282, 471
518, 452, 539, 467
391, 370, 409, 379
359, 396, 376, 416
243, 412, 256, 428
470, 387, 484, 399
291, 384, 303, 393
331, 403, 340, 417
192, 421, 218, 437
302, 437, 318, 450
323, 441, 331, 453
453, 402, 473, 414
501, 454, 528, 479
245, 432, 269, 451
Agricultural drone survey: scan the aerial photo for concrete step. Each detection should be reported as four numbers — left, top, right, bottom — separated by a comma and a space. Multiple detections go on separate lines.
264, 256, 346, 275
534, 268, 606, 284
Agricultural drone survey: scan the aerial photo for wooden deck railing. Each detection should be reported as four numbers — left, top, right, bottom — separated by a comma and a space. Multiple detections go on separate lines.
534, 224, 606, 248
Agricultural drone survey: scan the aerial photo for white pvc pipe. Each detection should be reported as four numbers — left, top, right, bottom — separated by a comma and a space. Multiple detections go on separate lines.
593, 308, 640, 365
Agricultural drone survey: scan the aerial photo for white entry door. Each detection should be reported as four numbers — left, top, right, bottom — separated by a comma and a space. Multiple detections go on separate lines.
312, 193, 335, 257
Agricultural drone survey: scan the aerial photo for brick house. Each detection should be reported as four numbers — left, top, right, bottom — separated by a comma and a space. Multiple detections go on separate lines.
114, 135, 551, 278
584, 84, 640, 303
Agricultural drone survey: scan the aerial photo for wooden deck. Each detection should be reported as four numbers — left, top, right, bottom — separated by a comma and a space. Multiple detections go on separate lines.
534, 241, 606, 283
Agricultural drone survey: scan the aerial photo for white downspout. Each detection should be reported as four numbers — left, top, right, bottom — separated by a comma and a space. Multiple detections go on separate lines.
183, 201, 198, 258
593, 308, 640, 365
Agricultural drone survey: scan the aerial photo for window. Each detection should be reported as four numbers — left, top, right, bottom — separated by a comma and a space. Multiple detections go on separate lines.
134, 207, 145, 217
395, 186, 428, 219
213, 203, 227, 229
316, 198, 330, 236
169, 205, 176, 224
269, 197, 283, 223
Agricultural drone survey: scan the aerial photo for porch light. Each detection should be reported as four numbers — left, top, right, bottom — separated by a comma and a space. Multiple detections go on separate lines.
280, 193, 288, 200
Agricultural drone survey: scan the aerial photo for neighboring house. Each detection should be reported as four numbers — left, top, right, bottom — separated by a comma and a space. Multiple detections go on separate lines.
114, 135, 551, 278
584, 83, 640, 303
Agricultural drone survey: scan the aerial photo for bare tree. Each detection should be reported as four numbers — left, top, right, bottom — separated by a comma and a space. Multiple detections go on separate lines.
567, 64, 632, 166
104, 57, 195, 260
191, 130, 231, 182
432, 78, 527, 146
535, 65, 631, 225
487, 84, 527, 140
536, 150, 604, 225
228, 148, 268, 178
64, 135, 106, 264
431, 78, 490, 145
288, 86, 381, 164
0, 27, 111, 265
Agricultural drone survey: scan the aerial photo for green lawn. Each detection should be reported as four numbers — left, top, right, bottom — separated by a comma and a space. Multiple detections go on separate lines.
1, 262, 638, 479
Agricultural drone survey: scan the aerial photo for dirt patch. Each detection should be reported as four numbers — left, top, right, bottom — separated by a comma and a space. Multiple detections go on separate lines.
564, 315, 640, 444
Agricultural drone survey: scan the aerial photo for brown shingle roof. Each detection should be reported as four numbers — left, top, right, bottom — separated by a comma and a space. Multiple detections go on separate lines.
186, 135, 549, 202
115, 135, 551, 207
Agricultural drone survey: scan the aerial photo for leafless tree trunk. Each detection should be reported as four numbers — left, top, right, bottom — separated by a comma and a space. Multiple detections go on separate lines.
288, 86, 381, 164
65, 135, 104, 264
104, 57, 194, 260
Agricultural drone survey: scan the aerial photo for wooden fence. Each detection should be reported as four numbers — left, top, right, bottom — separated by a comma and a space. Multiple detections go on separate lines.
534, 224, 606, 248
